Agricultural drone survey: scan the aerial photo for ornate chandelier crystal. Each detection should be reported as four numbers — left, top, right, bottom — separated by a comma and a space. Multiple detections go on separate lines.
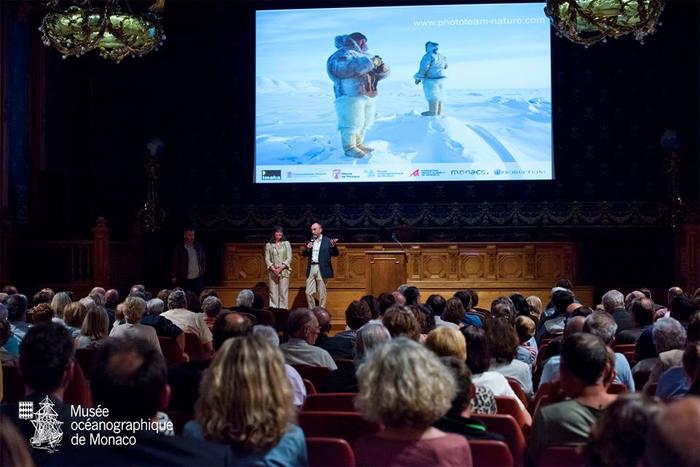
39, 0, 166, 63
545, 0, 664, 47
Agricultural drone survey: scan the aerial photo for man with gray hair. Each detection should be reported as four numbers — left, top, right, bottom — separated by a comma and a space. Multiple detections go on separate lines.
252, 325, 307, 407
583, 311, 635, 390
201, 296, 222, 330
279, 308, 337, 370
231, 289, 273, 326
602, 289, 633, 336
236, 289, 254, 308
161, 289, 213, 356
641, 317, 687, 392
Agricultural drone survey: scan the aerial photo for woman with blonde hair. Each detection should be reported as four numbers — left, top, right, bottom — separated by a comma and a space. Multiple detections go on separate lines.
526, 295, 543, 322
184, 335, 307, 464
354, 337, 472, 466
425, 326, 467, 361
50, 291, 72, 322
75, 307, 109, 349
62, 301, 88, 338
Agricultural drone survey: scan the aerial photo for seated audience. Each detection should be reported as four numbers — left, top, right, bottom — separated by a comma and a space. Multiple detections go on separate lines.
514, 315, 538, 364
526, 295, 544, 323
0, 322, 77, 464
635, 317, 686, 389
360, 294, 380, 321
50, 291, 72, 324
142, 298, 184, 342
75, 306, 109, 349
463, 325, 530, 421
487, 317, 533, 395
527, 333, 618, 466
434, 357, 505, 442
252, 324, 307, 407
161, 290, 213, 355
30, 303, 54, 324
104, 288, 119, 328
184, 335, 307, 465
683, 341, 700, 396
538, 315, 586, 385
583, 393, 664, 467
404, 286, 421, 306
62, 301, 88, 338
426, 294, 447, 320
318, 300, 371, 359
109, 296, 162, 354
354, 337, 472, 467
583, 312, 635, 390
279, 308, 337, 369
425, 326, 467, 361
617, 297, 654, 344
201, 296, 222, 330
51, 336, 232, 465
372, 292, 396, 324
320, 322, 391, 393
311, 306, 332, 348
382, 305, 421, 341
644, 397, 700, 467
453, 291, 482, 328
232, 289, 273, 326
654, 312, 698, 399
435, 298, 464, 329
7, 294, 29, 340
0, 318, 19, 362
536, 289, 574, 342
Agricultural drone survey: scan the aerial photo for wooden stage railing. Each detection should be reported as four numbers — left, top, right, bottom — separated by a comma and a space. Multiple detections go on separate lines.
212, 241, 593, 329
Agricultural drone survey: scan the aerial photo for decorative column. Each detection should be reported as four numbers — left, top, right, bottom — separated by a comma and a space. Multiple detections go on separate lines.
92, 217, 111, 287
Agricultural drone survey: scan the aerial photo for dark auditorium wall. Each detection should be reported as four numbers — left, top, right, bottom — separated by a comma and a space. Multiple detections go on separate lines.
1, 0, 698, 292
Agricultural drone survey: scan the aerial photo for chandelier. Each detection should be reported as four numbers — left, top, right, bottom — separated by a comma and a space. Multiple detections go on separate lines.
39, 0, 166, 63
545, 0, 664, 47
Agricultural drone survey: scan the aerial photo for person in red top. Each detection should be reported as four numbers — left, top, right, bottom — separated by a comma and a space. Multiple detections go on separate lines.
354, 337, 472, 467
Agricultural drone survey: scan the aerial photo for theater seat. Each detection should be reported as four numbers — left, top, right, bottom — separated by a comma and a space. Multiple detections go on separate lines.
607, 382, 627, 394
292, 364, 332, 390
506, 377, 529, 406
537, 444, 584, 467
473, 414, 526, 467
306, 437, 356, 467
302, 393, 357, 412
298, 411, 380, 445
303, 379, 317, 395
159, 336, 185, 366
183, 333, 209, 361
495, 396, 530, 429
470, 440, 514, 467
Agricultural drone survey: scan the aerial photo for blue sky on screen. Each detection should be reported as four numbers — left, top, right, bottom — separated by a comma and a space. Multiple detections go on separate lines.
256, 3, 550, 90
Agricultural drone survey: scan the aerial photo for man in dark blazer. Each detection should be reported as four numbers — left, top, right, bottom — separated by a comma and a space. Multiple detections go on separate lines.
171, 228, 206, 294
302, 223, 339, 308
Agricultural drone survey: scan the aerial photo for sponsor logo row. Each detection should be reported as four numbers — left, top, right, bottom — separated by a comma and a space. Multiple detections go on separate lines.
259, 168, 525, 181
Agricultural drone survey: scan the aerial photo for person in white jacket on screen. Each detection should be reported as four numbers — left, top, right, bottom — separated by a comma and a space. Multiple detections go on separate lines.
414, 41, 448, 116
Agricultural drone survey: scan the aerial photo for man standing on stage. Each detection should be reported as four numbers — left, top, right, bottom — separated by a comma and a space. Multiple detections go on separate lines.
171, 228, 206, 294
303, 223, 339, 308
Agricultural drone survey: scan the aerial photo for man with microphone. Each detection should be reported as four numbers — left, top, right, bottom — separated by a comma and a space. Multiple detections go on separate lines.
303, 223, 340, 308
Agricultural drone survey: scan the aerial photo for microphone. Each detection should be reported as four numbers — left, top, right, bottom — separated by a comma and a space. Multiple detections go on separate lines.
391, 232, 405, 251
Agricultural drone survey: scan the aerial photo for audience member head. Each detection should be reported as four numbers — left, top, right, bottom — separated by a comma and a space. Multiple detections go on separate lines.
415, 304, 435, 334
88, 290, 105, 307
567, 302, 584, 316
199, 288, 218, 304
573, 305, 594, 318
510, 293, 530, 317
2, 285, 17, 295
440, 357, 475, 417
670, 295, 696, 324
354, 322, 391, 366
252, 293, 264, 310
463, 325, 491, 374
453, 291, 472, 310
80, 307, 109, 341
311, 306, 331, 334
624, 291, 645, 310
123, 296, 147, 324
356, 337, 455, 429
425, 326, 467, 360
382, 306, 421, 341
0, 318, 11, 349
288, 308, 320, 344
63, 301, 87, 328
212, 311, 253, 351
33, 288, 55, 306
683, 342, 700, 395
443, 298, 465, 325
377, 292, 396, 317
631, 297, 655, 327
687, 311, 700, 343
652, 317, 687, 354
252, 325, 280, 347
185, 291, 201, 313
467, 289, 480, 308
31, 303, 54, 324
552, 289, 575, 315
667, 286, 683, 307
514, 315, 536, 344
145, 298, 165, 316
104, 289, 119, 308
526, 295, 543, 319
167, 289, 187, 310
0, 294, 7, 306
556, 278, 573, 290
560, 333, 609, 396
564, 315, 587, 337
130, 284, 146, 295
487, 317, 519, 363
426, 294, 447, 317
360, 294, 380, 320
403, 286, 421, 306
201, 296, 222, 319
156, 289, 171, 302
91, 337, 168, 421
491, 296, 516, 321
6, 294, 28, 322
584, 311, 618, 345
644, 397, 700, 467
345, 300, 371, 331
391, 290, 406, 305
50, 292, 72, 318
584, 393, 664, 467
397, 284, 409, 294
195, 335, 295, 451
19, 322, 74, 395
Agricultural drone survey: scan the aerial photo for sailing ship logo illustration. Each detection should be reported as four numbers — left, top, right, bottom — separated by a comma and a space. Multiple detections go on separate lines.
18, 397, 64, 451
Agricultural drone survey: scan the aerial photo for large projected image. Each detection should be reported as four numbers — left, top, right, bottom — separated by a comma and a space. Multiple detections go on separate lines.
255, 3, 552, 183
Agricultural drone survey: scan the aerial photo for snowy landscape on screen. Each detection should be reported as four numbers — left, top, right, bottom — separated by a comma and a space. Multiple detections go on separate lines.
256, 78, 551, 170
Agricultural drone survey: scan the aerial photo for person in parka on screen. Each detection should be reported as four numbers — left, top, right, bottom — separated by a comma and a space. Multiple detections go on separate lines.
414, 41, 448, 116
327, 32, 390, 158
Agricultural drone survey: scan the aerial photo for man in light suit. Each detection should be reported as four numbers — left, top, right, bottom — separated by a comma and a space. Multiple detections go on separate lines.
303, 223, 339, 308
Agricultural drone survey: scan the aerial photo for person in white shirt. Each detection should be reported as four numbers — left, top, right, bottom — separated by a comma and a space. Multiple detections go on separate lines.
161, 290, 213, 355
109, 296, 162, 354
302, 223, 339, 308
279, 308, 337, 370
